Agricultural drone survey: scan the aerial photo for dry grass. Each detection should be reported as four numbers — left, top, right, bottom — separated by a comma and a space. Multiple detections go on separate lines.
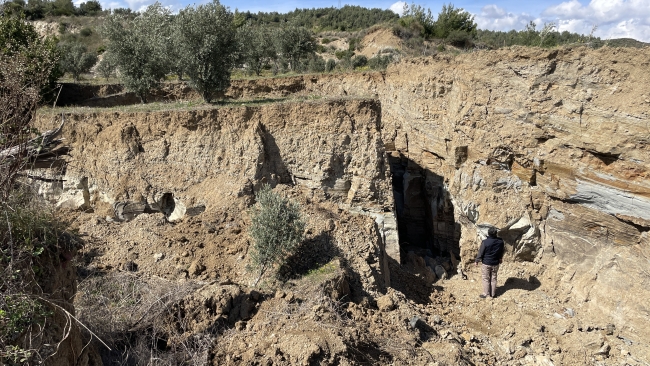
35, 94, 375, 115
75, 271, 212, 365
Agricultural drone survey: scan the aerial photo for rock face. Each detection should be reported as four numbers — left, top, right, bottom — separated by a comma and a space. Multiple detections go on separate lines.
298, 47, 650, 342
43, 46, 650, 344
34, 99, 391, 220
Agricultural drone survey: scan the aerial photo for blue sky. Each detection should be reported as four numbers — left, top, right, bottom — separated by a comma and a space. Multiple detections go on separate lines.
97, 0, 650, 42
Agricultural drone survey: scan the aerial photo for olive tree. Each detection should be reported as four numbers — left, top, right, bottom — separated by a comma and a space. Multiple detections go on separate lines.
236, 24, 275, 76
175, 0, 237, 102
96, 51, 117, 81
248, 184, 305, 285
101, 2, 171, 103
272, 26, 315, 72
58, 42, 97, 81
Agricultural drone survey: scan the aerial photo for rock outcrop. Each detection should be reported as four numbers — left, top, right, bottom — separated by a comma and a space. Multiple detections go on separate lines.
41, 46, 650, 348
299, 46, 650, 343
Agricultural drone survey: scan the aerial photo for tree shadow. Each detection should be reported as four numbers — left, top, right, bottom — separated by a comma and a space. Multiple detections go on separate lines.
278, 231, 339, 279
496, 276, 541, 297
255, 124, 294, 186
348, 340, 393, 365
387, 257, 443, 305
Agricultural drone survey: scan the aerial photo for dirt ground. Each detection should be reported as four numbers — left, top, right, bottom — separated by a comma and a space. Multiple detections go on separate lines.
68, 183, 648, 365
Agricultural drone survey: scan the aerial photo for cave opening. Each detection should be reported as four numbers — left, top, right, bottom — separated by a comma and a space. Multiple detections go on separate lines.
387, 152, 461, 267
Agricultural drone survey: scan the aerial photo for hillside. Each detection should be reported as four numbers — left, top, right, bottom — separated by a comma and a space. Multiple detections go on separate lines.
20, 45, 650, 365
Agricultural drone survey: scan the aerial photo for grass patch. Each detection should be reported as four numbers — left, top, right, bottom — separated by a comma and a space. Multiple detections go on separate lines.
37, 94, 368, 115
303, 260, 339, 282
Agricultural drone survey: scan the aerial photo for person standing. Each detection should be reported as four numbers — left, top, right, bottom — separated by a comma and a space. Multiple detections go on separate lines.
475, 227, 504, 298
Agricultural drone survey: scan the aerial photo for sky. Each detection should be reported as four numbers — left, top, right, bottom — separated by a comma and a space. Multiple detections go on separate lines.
95, 0, 650, 42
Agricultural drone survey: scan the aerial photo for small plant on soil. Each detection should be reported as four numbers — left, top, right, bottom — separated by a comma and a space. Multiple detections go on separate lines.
248, 184, 305, 285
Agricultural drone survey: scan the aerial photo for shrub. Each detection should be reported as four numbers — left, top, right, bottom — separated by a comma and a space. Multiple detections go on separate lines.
321, 37, 330, 44
58, 42, 98, 81
351, 54, 367, 68
325, 58, 336, 72
334, 49, 353, 60
347, 37, 360, 51
308, 55, 326, 73
1, 190, 79, 364
446, 29, 473, 48
0, 16, 60, 199
368, 54, 392, 70
79, 27, 92, 37
77, 0, 101, 15
248, 184, 305, 285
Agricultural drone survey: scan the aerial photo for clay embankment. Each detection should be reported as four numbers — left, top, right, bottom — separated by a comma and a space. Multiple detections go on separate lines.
314, 47, 650, 347
34, 99, 395, 286
84, 47, 650, 344
266, 47, 649, 345
37, 46, 650, 363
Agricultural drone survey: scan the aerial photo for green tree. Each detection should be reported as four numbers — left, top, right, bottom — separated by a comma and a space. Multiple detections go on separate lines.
59, 42, 97, 81
236, 24, 275, 76
96, 51, 117, 81
175, 0, 237, 102
77, 0, 101, 15
273, 25, 315, 72
101, 2, 171, 103
1, 0, 26, 16
0, 14, 61, 97
400, 3, 435, 37
325, 58, 336, 72
50, 0, 75, 16
248, 184, 305, 285
434, 3, 477, 39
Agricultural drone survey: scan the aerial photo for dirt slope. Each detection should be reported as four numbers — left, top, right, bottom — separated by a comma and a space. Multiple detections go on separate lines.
31, 46, 650, 365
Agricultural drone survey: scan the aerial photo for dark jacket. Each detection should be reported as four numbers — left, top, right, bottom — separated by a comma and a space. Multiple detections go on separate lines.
476, 236, 504, 266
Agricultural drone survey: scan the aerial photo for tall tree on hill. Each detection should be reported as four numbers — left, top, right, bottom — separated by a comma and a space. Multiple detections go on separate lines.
433, 4, 477, 39
174, 0, 237, 103
101, 2, 171, 103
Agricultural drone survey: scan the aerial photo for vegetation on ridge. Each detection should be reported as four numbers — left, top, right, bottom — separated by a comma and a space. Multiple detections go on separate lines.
3, 0, 645, 102
1, 14, 79, 365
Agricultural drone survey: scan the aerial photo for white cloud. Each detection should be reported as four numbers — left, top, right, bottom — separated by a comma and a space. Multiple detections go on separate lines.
473, 1, 650, 42
389, 1, 406, 16
474, 5, 534, 31
543, 0, 650, 41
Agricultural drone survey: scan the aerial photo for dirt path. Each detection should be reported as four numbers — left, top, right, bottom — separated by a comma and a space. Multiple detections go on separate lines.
432, 262, 648, 365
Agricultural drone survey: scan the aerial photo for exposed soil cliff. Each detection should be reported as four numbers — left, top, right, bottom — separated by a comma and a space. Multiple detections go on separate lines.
32, 46, 650, 365
304, 47, 650, 351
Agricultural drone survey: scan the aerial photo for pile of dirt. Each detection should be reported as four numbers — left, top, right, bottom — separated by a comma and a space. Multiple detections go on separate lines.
69, 182, 647, 365
359, 27, 402, 58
